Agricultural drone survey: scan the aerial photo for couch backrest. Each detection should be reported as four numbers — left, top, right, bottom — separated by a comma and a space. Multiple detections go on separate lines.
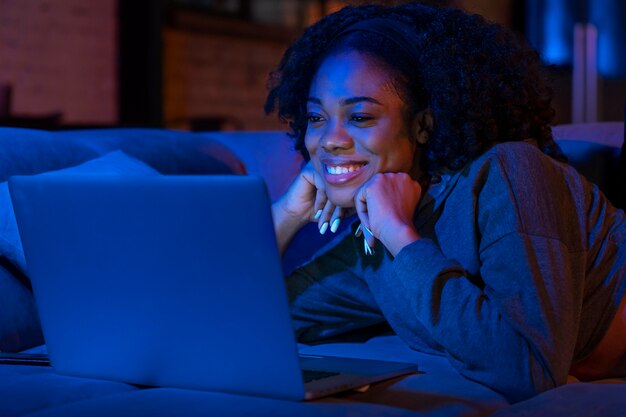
0, 127, 246, 183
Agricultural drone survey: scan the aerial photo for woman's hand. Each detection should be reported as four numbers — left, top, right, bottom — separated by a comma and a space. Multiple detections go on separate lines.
274, 161, 322, 224
354, 172, 423, 257
272, 162, 349, 255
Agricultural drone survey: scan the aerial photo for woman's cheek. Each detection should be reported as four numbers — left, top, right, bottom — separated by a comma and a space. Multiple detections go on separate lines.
313, 160, 324, 179
304, 134, 317, 156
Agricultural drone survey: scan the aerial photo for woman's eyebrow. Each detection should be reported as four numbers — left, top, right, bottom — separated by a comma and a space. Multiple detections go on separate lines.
306, 96, 383, 106
342, 96, 383, 106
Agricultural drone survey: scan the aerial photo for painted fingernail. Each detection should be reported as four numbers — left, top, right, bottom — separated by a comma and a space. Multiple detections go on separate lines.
364, 226, 373, 237
355, 224, 362, 237
314, 209, 322, 220
319, 222, 328, 235
330, 218, 341, 233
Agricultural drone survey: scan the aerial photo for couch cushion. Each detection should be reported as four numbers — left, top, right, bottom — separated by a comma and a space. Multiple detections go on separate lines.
0, 336, 509, 417
491, 381, 626, 417
22, 387, 430, 417
0, 364, 139, 417
300, 336, 508, 416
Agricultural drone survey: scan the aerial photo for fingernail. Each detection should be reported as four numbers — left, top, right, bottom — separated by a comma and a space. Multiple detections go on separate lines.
330, 218, 341, 233
355, 224, 362, 237
364, 226, 373, 237
364, 239, 372, 255
314, 209, 322, 220
319, 222, 328, 235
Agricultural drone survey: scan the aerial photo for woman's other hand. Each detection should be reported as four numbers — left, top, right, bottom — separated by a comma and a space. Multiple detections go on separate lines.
355, 172, 422, 257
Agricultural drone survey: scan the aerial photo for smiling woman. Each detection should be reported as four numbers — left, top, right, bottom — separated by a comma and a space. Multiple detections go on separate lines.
304, 50, 430, 256
305, 51, 421, 208
265, 2, 626, 404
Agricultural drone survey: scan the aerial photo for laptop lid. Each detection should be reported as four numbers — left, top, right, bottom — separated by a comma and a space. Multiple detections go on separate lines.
10, 175, 306, 400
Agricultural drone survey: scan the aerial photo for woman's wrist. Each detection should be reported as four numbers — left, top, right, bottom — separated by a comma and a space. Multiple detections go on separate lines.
380, 222, 421, 257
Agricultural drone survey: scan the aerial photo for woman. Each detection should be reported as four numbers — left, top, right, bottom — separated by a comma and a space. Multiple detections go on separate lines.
266, 2, 626, 403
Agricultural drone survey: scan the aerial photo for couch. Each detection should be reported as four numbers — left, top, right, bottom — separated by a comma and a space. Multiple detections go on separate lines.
0, 123, 624, 417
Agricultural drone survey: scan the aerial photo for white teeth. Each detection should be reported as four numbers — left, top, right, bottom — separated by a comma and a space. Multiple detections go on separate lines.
326, 164, 365, 175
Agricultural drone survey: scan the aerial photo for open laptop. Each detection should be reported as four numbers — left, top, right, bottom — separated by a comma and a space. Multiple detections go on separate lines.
9, 174, 416, 401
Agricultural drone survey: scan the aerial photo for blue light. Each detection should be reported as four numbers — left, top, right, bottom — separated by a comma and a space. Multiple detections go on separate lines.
591, 1, 626, 78
542, 0, 573, 66
527, 0, 626, 77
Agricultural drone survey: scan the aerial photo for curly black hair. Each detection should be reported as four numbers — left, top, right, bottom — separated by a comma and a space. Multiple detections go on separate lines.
264, 2, 566, 175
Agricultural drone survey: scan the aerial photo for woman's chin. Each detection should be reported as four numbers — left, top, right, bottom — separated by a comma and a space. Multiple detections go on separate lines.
326, 188, 357, 209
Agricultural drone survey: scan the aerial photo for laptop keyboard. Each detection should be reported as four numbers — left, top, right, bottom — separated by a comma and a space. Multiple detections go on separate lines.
302, 369, 340, 383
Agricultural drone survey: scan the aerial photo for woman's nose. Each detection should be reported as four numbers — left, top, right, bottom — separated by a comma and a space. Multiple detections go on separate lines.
320, 122, 354, 152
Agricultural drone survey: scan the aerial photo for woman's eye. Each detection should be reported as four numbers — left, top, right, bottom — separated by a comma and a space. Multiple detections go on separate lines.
307, 114, 323, 124
351, 114, 373, 123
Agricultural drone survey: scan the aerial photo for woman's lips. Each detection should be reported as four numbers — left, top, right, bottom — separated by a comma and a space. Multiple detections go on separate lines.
323, 161, 368, 185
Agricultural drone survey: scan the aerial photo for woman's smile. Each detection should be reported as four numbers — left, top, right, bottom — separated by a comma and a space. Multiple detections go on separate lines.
322, 160, 369, 185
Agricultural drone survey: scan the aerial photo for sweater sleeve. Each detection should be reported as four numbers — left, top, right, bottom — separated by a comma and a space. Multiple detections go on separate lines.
377, 234, 582, 403
365, 147, 588, 403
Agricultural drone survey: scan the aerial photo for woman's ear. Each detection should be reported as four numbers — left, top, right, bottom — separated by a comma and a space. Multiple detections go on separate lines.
413, 108, 433, 145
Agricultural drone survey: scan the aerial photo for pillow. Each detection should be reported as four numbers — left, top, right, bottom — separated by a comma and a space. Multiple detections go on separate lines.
0, 151, 159, 275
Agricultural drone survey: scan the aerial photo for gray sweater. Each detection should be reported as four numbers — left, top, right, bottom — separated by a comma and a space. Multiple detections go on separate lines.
287, 141, 626, 403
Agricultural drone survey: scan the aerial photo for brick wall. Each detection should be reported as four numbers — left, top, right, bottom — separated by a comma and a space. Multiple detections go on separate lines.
0, 0, 117, 124
163, 28, 286, 131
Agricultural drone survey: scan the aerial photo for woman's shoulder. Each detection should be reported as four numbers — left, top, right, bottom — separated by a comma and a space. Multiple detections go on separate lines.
433, 140, 562, 204
459, 139, 589, 215
476, 140, 550, 167
461, 140, 597, 241
465, 140, 572, 186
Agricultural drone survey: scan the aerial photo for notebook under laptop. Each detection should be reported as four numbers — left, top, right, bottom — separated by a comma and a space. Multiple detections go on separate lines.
9, 174, 416, 401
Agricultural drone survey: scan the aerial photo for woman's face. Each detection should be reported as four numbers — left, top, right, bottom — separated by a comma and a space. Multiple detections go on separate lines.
305, 51, 419, 208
